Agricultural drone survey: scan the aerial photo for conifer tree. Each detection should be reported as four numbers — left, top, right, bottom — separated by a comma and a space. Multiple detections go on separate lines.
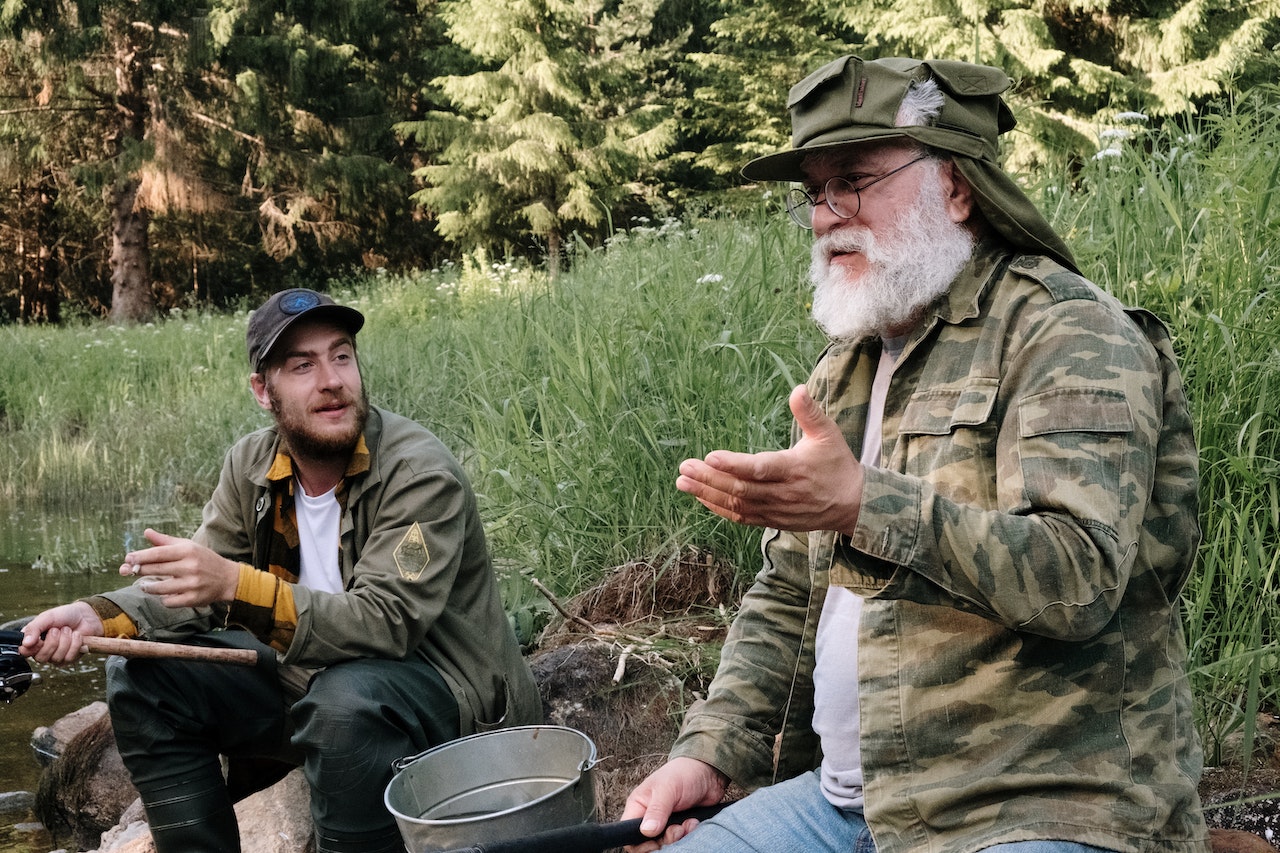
0, 0, 450, 319
827, 0, 1280, 164
0, 1, 200, 321
205, 0, 452, 276
678, 0, 863, 185
400, 0, 681, 272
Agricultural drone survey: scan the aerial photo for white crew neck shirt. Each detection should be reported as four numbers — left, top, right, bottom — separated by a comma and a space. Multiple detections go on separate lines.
295, 481, 343, 594
812, 335, 904, 810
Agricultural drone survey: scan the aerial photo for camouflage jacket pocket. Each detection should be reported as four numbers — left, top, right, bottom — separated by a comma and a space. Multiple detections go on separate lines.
1015, 386, 1133, 534
894, 378, 999, 507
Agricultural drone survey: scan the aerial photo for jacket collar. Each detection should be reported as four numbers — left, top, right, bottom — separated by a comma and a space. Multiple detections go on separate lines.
930, 237, 1012, 330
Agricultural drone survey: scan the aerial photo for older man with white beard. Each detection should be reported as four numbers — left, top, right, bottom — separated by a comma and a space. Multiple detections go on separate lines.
622, 56, 1210, 853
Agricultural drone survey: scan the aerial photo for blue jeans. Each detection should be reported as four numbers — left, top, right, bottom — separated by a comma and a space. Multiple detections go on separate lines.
666, 770, 1118, 853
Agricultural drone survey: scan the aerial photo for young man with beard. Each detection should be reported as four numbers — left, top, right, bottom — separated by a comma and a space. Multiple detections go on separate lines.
622, 56, 1209, 853
21, 288, 542, 853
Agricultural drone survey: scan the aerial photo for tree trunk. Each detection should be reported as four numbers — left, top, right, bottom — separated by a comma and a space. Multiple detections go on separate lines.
106, 23, 155, 324
108, 178, 153, 324
30, 172, 62, 323
547, 228, 562, 280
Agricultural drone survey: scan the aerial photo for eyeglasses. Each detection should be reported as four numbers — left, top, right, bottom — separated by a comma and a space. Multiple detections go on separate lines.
784, 155, 931, 229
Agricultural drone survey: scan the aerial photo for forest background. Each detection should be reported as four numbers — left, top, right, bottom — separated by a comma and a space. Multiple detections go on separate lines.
2, 0, 1280, 769
1, 0, 1277, 323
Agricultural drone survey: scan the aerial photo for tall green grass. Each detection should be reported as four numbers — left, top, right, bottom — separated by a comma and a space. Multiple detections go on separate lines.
0, 312, 262, 511
354, 216, 821, 599
1, 88, 1277, 752
1055, 89, 1280, 762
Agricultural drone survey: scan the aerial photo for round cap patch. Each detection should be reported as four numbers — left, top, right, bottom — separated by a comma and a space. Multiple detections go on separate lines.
280, 291, 322, 315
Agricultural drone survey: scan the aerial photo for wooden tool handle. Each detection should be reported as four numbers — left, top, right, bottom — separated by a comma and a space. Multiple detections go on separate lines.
81, 636, 259, 666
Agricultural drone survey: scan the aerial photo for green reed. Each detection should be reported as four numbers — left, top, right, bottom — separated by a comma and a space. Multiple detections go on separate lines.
1057, 87, 1280, 761
354, 216, 821, 601
0, 312, 264, 508
2, 87, 1277, 749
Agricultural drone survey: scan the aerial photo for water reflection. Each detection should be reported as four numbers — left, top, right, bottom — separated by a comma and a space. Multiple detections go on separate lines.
0, 499, 199, 795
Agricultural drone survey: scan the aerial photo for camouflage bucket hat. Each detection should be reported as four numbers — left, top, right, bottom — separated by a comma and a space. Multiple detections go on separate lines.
742, 55, 1078, 273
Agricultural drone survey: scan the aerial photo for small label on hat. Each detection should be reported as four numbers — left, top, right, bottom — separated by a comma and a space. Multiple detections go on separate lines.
856, 77, 866, 108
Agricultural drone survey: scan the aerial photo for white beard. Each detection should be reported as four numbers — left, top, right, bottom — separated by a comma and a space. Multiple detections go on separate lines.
808, 164, 975, 343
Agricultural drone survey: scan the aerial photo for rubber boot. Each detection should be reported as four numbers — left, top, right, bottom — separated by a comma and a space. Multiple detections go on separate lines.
140, 777, 241, 853
313, 825, 406, 853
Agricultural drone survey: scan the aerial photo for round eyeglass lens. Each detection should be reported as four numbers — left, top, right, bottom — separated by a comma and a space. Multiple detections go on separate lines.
824, 177, 860, 219
785, 188, 815, 229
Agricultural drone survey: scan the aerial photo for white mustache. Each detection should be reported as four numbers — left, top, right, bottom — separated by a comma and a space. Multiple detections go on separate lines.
813, 228, 873, 262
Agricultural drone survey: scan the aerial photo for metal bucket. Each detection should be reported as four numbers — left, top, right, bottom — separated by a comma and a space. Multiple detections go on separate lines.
384, 725, 599, 853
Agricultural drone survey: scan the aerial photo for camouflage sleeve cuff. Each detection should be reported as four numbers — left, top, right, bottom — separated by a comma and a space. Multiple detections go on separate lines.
850, 466, 923, 567
226, 563, 298, 653
670, 713, 778, 791
83, 595, 138, 638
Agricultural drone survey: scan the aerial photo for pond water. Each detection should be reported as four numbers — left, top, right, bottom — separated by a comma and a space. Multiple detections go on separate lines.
0, 500, 206, 791
0, 500, 203, 852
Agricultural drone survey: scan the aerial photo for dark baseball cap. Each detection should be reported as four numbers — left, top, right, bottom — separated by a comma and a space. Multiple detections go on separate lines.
246, 288, 365, 371
742, 55, 1078, 274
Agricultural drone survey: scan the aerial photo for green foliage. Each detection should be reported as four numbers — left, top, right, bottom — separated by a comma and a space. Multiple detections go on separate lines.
2, 0, 1277, 326
399, 0, 684, 262
678, 0, 864, 182
202, 0, 450, 275
0, 0, 457, 321
1053, 85, 1280, 759
829, 0, 1280, 167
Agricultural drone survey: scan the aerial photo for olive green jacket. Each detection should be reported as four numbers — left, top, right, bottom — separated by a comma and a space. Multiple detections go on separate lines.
670, 243, 1210, 853
93, 407, 541, 735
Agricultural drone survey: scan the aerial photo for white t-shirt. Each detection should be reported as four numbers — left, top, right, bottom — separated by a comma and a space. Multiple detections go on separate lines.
295, 482, 343, 594
812, 335, 903, 810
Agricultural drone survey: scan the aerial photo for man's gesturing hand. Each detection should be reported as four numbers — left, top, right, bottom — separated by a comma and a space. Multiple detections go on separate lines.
675, 384, 864, 536
120, 528, 241, 608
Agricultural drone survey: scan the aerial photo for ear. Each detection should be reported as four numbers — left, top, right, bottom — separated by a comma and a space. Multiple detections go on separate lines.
941, 160, 975, 224
250, 373, 272, 411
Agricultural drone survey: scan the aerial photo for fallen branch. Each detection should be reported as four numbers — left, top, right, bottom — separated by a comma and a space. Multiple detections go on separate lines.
529, 576, 600, 634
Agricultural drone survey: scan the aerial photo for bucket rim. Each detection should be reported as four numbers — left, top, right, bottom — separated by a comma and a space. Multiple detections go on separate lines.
391, 724, 597, 774
385, 724, 599, 828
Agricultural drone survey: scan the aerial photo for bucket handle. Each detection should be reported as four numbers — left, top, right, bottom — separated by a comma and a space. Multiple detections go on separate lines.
391, 750, 429, 774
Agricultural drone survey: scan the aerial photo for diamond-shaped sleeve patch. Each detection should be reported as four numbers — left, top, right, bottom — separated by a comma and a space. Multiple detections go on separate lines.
394, 523, 430, 581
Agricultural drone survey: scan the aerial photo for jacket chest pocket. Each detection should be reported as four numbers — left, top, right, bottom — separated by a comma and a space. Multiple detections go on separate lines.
1013, 386, 1132, 528
892, 378, 999, 507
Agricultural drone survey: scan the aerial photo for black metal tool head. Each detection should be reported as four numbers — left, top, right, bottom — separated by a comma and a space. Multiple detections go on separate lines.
0, 630, 40, 704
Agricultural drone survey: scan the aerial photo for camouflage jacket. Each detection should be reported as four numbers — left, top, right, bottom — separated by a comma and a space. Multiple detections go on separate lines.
670, 242, 1210, 853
